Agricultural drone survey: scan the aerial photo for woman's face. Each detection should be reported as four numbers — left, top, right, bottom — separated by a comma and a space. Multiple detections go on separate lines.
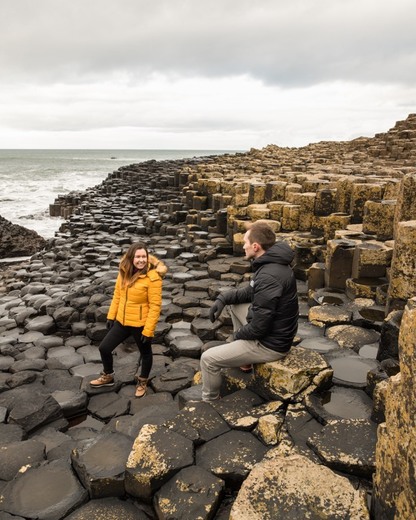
133, 248, 148, 270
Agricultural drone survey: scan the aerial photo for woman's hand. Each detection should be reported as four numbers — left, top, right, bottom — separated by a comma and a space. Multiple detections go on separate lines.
140, 334, 152, 347
106, 319, 115, 330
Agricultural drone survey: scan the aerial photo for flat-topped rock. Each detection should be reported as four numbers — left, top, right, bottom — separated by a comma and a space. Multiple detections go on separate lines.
252, 346, 333, 401
196, 429, 268, 488
125, 424, 194, 501
307, 418, 377, 479
230, 449, 369, 519
0, 459, 88, 520
71, 432, 134, 498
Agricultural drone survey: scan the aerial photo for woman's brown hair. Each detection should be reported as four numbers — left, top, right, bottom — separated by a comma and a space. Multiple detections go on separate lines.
119, 242, 149, 287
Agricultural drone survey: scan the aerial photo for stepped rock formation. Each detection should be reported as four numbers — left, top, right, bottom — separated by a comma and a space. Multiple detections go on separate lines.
0, 114, 415, 518
0, 215, 47, 259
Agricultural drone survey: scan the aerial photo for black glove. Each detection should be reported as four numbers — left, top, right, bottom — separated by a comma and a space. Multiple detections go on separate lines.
140, 334, 152, 347
209, 297, 225, 323
106, 319, 114, 330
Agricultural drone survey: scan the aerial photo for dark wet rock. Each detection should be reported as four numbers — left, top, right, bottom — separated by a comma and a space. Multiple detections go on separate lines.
87, 392, 130, 421
6, 370, 40, 389
175, 384, 203, 407
64, 497, 149, 520
71, 432, 133, 498
113, 403, 179, 439
65, 336, 91, 349
9, 358, 46, 373
154, 465, 224, 520
16, 345, 45, 360
5, 390, 63, 433
31, 427, 72, 456
85, 322, 108, 342
47, 352, 85, 370
0, 356, 15, 370
165, 401, 230, 444
125, 424, 194, 501
306, 386, 374, 424
307, 418, 377, 479
0, 214, 47, 258
0, 317, 17, 332
13, 307, 38, 326
284, 405, 323, 463
129, 391, 173, 415
211, 389, 265, 430
191, 317, 221, 341
24, 315, 56, 334
172, 295, 201, 308
77, 345, 101, 363
52, 390, 88, 418
0, 459, 88, 520
17, 330, 44, 344
43, 369, 82, 392
169, 334, 203, 358
196, 430, 268, 488
151, 365, 195, 395
53, 306, 80, 330
0, 511, 25, 520
230, 448, 369, 520
35, 335, 64, 349
0, 439, 46, 481
0, 423, 26, 445
46, 345, 76, 358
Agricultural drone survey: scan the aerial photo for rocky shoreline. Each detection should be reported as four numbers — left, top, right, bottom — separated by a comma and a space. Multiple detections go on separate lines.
1, 116, 416, 519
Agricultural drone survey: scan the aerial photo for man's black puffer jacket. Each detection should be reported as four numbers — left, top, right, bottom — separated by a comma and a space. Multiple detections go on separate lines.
219, 241, 299, 353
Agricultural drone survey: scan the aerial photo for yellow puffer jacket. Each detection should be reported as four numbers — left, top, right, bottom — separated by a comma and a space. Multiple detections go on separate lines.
107, 268, 162, 337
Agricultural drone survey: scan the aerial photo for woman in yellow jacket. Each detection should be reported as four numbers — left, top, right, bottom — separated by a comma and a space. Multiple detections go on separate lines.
90, 242, 166, 397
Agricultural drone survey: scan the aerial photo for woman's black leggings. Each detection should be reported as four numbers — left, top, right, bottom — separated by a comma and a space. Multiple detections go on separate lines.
99, 321, 152, 378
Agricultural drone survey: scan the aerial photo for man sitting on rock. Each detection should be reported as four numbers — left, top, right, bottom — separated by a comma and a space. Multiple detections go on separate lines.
201, 221, 299, 401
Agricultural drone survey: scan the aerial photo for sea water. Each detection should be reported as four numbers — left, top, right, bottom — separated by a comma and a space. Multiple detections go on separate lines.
0, 149, 236, 239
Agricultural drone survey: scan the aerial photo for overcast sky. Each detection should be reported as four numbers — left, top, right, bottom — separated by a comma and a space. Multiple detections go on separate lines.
1, 0, 415, 150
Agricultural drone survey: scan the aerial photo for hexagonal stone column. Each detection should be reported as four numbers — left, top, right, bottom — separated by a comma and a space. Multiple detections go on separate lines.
125, 424, 194, 501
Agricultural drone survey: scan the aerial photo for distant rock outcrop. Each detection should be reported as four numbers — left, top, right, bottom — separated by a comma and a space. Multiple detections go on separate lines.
0, 215, 47, 258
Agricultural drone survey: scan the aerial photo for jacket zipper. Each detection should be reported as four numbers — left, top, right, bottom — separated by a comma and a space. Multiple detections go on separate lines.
123, 287, 128, 324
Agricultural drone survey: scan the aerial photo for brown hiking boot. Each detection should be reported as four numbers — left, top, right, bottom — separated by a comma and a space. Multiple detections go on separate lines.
135, 377, 148, 398
90, 372, 115, 387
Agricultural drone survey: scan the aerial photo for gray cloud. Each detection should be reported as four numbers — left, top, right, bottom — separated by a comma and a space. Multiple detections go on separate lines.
1, 0, 415, 87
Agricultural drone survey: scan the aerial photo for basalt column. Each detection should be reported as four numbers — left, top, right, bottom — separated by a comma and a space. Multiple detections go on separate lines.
393, 173, 416, 238
386, 220, 416, 312
372, 297, 416, 520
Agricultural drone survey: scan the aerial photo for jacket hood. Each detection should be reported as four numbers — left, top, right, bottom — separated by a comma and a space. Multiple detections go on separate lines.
252, 241, 294, 270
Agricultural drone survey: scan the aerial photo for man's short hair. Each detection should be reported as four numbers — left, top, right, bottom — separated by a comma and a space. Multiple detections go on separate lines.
245, 221, 276, 250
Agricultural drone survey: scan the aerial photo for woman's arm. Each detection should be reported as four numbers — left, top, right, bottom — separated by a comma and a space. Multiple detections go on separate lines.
107, 274, 121, 320
142, 273, 163, 337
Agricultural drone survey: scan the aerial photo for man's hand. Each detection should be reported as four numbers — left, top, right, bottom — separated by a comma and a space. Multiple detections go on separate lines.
106, 319, 114, 330
140, 334, 152, 347
209, 298, 225, 323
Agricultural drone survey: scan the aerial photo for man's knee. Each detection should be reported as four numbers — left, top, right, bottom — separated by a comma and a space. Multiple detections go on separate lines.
200, 349, 217, 371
